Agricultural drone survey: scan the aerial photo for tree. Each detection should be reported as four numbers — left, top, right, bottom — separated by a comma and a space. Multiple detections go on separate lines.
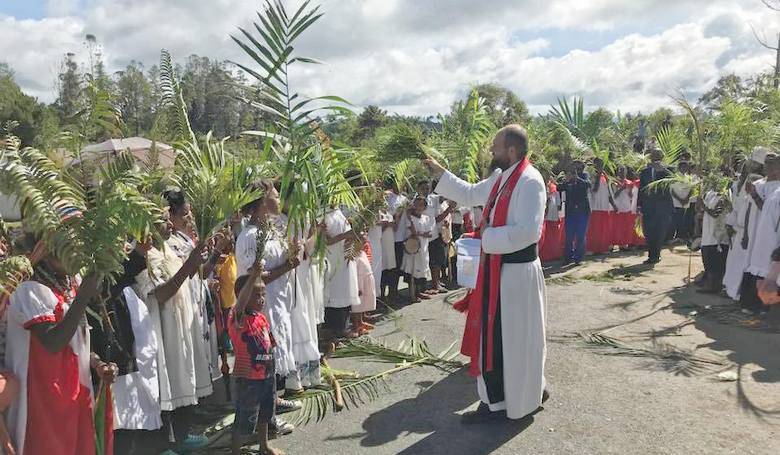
751, 0, 779, 89
0, 63, 44, 145
352, 105, 387, 143
115, 61, 153, 136
473, 83, 530, 126
582, 107, 614, 142
54, 52, 83, 122
699, 74, 747, 109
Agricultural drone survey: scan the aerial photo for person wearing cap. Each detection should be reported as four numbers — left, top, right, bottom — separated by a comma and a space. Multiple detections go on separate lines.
638, 149, 674, 265
722, 147, 768, 300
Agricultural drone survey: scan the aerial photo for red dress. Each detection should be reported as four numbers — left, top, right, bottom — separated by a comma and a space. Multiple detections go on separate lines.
6, 281, 96, 455
587, 173, 614, 254
540, 182, 564, 262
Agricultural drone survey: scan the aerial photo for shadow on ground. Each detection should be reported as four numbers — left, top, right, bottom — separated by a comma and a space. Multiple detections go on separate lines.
337, 369, 535, 454
663, 284, 780, 419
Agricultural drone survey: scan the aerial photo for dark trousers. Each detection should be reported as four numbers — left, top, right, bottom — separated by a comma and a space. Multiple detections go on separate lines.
701, 244, 729, 289
739, 273, 764, 311
388, 241, 405, 296
564, 211, 589, 263
670, 207, 694, 242
643, 210, 672, 262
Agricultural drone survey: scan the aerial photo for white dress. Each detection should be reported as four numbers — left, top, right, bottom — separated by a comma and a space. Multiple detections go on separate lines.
436, 161, 547, 420
235, 221, 297, 376
747, 186, 780, 278
401, 214, 434, 279
112, 287, 163, 430
368, 214, 388, 294
323, 209, 360, 309
289, 225, 322, 387
167, 233, 217, 392
724, 180, 750, 299
133, 242, 210, 410
381, 210, 397, 271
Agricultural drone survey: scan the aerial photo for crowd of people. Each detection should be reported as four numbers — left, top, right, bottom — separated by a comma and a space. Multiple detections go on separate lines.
539, 144, 780, 317
2, 135, 780, 455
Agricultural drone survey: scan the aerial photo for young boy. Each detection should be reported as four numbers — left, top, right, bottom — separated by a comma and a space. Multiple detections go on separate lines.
229, 272, 283, 455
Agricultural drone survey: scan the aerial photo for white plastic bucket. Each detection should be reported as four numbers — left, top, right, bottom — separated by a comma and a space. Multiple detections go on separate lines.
456, 238, 481, 289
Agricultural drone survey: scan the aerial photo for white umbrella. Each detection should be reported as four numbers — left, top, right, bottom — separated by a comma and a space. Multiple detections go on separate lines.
74, 137, 176, 169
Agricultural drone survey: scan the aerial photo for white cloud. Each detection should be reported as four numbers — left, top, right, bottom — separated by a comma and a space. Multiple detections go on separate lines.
0, 0, 776, 116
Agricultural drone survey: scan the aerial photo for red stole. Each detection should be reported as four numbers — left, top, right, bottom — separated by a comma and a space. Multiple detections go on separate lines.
454, 158, 531, 377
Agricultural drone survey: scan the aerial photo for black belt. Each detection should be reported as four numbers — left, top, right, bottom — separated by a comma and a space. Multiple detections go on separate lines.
500, 243, 538, 264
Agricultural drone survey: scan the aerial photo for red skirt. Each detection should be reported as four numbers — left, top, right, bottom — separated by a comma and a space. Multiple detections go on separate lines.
586, 211, 613, 254
540, 219, 564, 262
613, 212, 635, 246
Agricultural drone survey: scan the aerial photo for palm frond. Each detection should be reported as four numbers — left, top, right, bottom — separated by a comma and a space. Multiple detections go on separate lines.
173, 133, 262, 241
655, 125, 685, 165
578, 332, 731, 377
0, 255, 34, 297
286, 336, 463, 426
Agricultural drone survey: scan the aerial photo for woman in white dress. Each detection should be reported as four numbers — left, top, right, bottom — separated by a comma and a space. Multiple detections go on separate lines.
235, 182, 301, 394
164, 191, 218, 396
402, 197, 434, 303
323, 207, 361, 338
286, 220, 321, 390
132, 210, 211, 448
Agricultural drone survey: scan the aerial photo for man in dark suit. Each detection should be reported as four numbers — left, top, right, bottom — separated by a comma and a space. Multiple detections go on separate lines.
639, 148, 674, 265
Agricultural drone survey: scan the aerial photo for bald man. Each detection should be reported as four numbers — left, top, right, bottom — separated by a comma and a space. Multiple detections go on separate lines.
425, 125, 548, 423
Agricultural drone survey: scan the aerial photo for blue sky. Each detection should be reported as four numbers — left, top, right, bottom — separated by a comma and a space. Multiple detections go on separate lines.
1, 0, 47, 19
0, 0, 776, 115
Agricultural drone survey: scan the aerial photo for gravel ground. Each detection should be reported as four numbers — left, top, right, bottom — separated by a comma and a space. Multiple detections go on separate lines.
192, 247, 779, 455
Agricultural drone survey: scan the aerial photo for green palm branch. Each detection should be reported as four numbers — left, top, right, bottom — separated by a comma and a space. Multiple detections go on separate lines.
655, 125, 685, 164
173, 132, 262, 241
549, 96, 589, 152
433, 89, 495, 183
288, 337, 463, 426
231, 0, 359, 241
0, 255, 34, 297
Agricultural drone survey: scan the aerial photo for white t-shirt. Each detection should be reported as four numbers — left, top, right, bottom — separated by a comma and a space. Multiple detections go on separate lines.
671, 181, 694, 209
424, 194, 442, 240
701, 191, 729, 247
387, 192, 408, 242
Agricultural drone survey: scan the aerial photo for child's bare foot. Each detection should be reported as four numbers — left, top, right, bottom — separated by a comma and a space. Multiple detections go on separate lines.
262, 446, 284, 455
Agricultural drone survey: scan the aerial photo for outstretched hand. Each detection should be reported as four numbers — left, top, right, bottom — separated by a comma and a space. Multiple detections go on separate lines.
423, 157, 446, 179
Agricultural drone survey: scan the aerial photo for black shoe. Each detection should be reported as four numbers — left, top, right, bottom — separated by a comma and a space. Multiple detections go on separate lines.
643, 258, 659, 265
461, 403, 505, 424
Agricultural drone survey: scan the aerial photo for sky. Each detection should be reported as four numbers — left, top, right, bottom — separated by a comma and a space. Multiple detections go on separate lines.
0, 0, 777, 116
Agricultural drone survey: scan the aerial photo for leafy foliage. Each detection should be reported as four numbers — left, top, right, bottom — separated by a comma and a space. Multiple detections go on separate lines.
0, 132, 161, 282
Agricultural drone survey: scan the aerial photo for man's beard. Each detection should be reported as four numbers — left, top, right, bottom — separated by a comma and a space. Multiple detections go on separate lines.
489, 158, 506, 171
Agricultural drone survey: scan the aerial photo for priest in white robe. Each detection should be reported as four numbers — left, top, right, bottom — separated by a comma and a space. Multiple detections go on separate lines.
425, 124, 548, 423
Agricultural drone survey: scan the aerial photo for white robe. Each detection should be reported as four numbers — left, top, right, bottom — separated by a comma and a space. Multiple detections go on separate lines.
133, 242, 211, 410
168, 232, 219, 386
368, 217, 386, 295
436, 161, 547, 420
747, 186, 780, 278
235, 222, 297, 376
401, 214, 434, 279
723, 180, 754, 299
112, 287, 163, 430
323, 209, 360, 309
